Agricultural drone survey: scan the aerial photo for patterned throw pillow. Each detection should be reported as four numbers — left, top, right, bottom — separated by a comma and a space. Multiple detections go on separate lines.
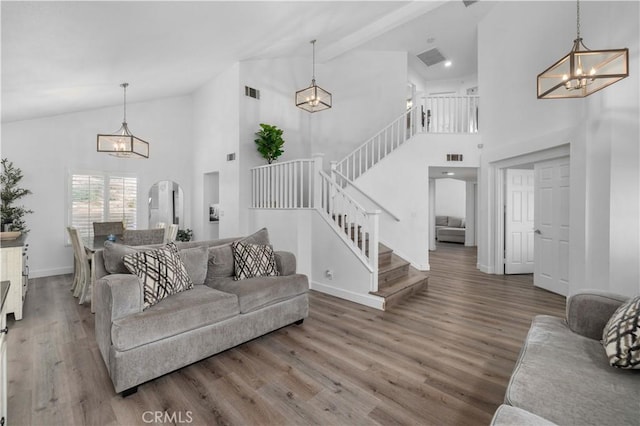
602, 295, 640, 369
123, 242, 193, 309
232, 241, 279, 281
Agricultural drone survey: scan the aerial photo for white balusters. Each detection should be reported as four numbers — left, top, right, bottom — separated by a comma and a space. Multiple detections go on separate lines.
250, 159, 316, 209
421, 95, 479, 134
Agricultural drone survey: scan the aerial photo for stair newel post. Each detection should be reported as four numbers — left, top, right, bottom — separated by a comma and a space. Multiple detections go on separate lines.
369, 209, 380, 292
312, 153, 324, 210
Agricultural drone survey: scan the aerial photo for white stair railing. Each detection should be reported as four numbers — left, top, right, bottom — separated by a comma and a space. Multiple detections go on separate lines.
335, 106, 419, 181
318, 170, 379, 292
250, 158, 316, 209
421, 95, 479, 134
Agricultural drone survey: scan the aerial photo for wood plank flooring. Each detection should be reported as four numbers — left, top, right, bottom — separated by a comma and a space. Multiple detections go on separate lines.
7, 242, 565, 425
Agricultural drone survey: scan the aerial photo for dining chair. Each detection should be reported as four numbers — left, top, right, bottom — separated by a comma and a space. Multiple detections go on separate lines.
165, 224, 179, 243
155, 222, 166, 229
122, 228, 165, 246
67, 226, 91, 304
93, 221, 124, 237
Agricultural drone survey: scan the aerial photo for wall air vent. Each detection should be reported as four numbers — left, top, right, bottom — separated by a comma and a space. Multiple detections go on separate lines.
417, 48, 446, 67
227, 153, 236, 161
244, 86, 260, 99
463, 1, 478, 7
447, 154, 464, 162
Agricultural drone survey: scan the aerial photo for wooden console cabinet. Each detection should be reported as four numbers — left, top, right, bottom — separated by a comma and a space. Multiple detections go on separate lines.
0, 236, 28, 320
0, 280, 9, 426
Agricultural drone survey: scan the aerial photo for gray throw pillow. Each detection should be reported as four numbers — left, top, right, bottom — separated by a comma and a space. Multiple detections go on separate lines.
436, 216, 448, 226
179, 246, 209, 285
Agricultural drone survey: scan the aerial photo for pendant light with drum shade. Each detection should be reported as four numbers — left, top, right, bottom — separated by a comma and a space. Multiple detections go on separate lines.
97, 83, 150, 158
537, 0, 629, 99
296, 40, 332, 112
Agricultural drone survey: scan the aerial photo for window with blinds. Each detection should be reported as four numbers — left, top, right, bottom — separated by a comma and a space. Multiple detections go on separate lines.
69, 172, 138, 240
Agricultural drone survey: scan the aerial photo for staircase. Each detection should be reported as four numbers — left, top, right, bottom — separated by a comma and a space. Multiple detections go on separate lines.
373, 243, 428, 309
332, 213, 428, 308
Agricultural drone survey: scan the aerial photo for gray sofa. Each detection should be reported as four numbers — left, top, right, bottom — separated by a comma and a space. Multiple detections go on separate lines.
491, 290, 639, 425
94, 231, 308, 396
435, 215, 465, 243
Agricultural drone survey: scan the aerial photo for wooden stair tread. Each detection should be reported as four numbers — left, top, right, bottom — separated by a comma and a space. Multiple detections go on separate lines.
378, 243, 392, 256
378, 253, 409, 274
371, 267, 429, 308
374, 267, 428, 294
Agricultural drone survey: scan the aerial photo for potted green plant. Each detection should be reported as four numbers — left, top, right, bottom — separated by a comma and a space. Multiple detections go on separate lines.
254, 123, 285, 164
176, 228, 193, 242
1, 158, 33, 234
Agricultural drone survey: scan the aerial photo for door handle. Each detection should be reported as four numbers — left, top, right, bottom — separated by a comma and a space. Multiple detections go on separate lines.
534, 229, 542, 235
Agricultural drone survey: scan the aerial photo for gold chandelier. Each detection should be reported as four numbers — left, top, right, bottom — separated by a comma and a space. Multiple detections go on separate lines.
296, 40, 332, 112
537, 0, 628, 99
97, 83, 149, 158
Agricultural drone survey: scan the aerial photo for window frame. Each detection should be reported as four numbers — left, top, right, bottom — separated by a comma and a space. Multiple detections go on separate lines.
66, 169, 139, 244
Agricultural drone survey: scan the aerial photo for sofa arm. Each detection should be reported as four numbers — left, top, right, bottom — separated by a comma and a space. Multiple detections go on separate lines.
95, 274, 144, 369
275, 251, 296, 276
566, 290, 629, 340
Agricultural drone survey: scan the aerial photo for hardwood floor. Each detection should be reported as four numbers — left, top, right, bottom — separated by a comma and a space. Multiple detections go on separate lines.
7, 243, 565, 425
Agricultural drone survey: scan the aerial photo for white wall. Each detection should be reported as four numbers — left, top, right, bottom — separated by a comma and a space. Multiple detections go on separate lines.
349, 133, 481, 270
1, 95, 194, 277
435, 178, 466, 218
311, 50, 408, 165
477, 1, 639, 297
191, 64, 241, 241
425, 74, 478, 96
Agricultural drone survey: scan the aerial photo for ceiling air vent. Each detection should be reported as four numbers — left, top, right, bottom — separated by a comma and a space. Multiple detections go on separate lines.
417, 48, 446, 67
463, 1, 478, 7
447, 154, 464, 162
244, 86, 260, 100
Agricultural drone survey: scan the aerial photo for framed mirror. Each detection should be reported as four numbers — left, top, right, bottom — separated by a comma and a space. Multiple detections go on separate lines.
148, 180, 183, 228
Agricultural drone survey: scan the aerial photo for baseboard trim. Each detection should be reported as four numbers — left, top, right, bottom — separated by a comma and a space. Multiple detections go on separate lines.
310, 281, 385, 310
30, 266, 73, 279
478, 264, 494, 274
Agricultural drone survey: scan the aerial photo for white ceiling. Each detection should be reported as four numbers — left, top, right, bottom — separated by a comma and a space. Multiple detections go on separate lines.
1, 1, 487, 123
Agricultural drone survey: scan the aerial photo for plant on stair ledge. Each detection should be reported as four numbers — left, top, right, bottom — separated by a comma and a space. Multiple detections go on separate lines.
254, 123, 285, 164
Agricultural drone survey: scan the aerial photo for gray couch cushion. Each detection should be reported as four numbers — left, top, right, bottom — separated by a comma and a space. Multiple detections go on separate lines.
435, 215, 448, 226
209, 273, 308, 314
111, 285, 239, 351
178, 246, 209, 285
506, 315, 640, 425
447, 216, 463, 227
490, 405, 556, 426
103, 241, 146, 274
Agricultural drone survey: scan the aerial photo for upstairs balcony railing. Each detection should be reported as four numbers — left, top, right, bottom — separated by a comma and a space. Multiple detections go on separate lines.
420, 95, 479, 134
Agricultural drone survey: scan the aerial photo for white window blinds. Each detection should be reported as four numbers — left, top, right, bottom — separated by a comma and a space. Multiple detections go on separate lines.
69, 172, 137, 239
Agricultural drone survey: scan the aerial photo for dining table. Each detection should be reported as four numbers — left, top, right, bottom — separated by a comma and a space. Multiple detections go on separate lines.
83, 234, 122, 313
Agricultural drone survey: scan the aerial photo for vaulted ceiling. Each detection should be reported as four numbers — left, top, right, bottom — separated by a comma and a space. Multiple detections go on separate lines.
1, 1, 491, 123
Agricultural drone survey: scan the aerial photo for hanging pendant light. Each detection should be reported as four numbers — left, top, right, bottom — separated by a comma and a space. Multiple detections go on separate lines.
97, 83, 149, 158
296, 40, 332, 112
537, 0, 628, 99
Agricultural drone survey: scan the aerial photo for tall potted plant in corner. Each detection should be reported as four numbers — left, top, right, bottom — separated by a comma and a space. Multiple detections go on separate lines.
0, 158, 33, 234
254, 123, 285, 164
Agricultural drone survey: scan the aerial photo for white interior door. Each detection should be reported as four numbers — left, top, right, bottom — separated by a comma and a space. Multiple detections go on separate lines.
534, 157, 570, 296
505, 169, 535, 274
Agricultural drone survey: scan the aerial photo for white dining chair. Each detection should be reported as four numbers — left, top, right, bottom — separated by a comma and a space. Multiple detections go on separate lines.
166, 224, 178, 243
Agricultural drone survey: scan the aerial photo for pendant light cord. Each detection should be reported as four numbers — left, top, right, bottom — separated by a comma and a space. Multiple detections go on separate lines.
576, 0, 581, 40
121, 82, 128, 124
310, 39, 316, 82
